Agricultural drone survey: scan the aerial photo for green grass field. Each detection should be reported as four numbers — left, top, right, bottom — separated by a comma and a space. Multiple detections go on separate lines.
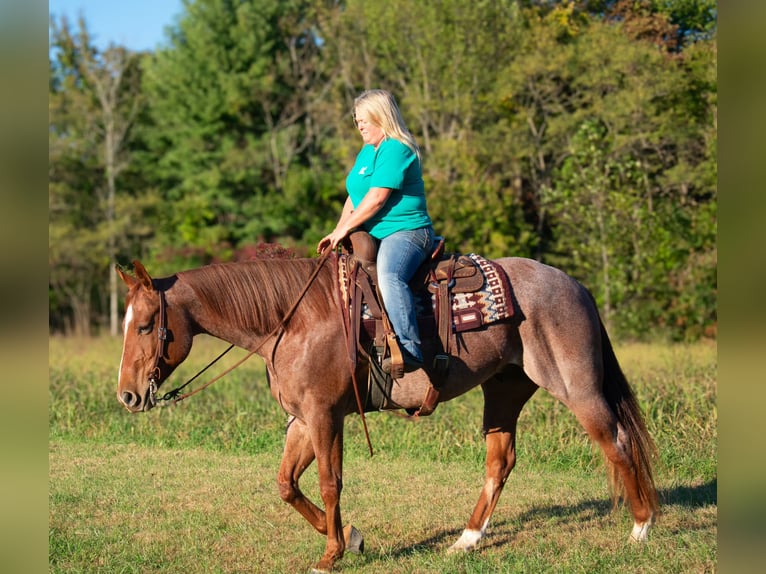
49, 335, 716, 573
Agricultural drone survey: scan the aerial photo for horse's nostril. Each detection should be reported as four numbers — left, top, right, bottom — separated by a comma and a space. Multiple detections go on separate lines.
120, 391, 141, 409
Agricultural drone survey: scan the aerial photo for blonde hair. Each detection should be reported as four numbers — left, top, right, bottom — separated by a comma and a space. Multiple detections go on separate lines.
354, 89, 421, 161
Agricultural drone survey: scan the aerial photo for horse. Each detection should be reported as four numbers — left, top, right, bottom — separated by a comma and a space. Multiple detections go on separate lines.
116, 254, 658, 573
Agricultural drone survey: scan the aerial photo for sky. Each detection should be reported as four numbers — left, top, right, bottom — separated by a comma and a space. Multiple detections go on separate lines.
49, 0, 185, 52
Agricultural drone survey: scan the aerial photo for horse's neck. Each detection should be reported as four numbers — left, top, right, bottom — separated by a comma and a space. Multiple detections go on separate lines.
175, 260, 331, 353
173, 272, 268, 351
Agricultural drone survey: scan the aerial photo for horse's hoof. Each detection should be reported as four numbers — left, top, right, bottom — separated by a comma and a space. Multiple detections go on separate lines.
344, 524, 365, 554
447, 528, 481, 553
629, 517, 653, 543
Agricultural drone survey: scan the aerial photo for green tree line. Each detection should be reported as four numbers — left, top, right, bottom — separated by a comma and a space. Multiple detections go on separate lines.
49, 0, 717, 340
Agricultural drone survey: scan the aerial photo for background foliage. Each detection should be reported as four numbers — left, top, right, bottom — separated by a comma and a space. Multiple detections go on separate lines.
49, 0, 717, 341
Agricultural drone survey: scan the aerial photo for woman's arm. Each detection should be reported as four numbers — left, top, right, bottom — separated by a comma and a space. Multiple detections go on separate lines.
316, 187, 392, 252
336, 196, 355, 229
337, 187, 391, 235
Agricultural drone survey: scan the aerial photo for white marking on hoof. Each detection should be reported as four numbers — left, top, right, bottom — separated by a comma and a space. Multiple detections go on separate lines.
629, 515, 654, 543
447, 527, 484, 553
344, 524, 364, 554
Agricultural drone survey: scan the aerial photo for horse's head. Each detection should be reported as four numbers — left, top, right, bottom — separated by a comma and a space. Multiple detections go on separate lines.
116, 261, 193, 412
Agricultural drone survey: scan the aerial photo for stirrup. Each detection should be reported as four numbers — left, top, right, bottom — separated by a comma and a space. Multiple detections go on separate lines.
413, 384, 440, 417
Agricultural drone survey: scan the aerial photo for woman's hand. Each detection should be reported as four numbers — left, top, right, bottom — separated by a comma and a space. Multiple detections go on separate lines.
316, 227, 349, 254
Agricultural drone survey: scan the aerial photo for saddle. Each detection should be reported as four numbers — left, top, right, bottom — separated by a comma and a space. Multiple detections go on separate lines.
339, 230, 491, 417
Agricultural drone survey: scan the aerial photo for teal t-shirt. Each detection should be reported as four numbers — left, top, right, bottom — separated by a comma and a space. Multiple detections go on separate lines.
345, 138, 432, 239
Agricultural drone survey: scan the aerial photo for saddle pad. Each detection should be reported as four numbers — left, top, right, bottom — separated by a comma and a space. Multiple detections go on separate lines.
438, 253, 514, 332
339, 253, 513, 335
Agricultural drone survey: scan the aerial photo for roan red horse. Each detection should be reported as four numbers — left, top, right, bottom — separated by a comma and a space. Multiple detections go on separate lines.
116, 254, 658, 573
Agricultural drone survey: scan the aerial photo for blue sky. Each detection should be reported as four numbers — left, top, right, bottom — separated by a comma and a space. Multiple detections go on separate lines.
49, 0, 185, 52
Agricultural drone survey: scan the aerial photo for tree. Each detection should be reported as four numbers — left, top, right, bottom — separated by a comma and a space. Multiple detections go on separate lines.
323, 0, 535, 256
581, 0, 717, 47
650, 0, 717, 43
496, 8, 716, 338
139, 0, 341, 268
50, 15, 150, 335
545, 120, 651, 329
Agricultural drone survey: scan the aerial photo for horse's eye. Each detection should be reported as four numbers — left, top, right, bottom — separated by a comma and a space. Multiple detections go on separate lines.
137, 323, 153, 335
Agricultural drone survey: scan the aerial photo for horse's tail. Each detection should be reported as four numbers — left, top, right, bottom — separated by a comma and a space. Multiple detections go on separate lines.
599, 321, 660, 515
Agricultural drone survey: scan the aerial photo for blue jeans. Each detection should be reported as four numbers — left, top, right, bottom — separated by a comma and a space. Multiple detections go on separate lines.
376, 226, 435, 362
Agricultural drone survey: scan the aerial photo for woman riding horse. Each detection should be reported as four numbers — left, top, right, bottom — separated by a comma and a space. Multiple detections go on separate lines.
317, 89, 434, 377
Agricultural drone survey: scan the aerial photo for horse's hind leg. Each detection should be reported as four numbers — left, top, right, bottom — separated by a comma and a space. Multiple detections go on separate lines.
449, 371, 538, 553
276, 416, 363, 554
568, 395, 658, 542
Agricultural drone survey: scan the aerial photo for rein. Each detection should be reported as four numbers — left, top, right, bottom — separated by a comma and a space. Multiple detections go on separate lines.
151, 249, 333, 407
156, 342, 235, 403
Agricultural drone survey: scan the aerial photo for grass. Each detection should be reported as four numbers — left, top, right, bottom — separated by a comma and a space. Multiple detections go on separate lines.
49, 335, 717, 573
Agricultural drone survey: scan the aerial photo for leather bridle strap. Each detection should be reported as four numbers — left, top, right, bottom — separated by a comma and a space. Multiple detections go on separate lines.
149, 289, 168, 384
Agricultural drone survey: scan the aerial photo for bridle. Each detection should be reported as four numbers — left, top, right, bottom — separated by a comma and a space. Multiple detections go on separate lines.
144, 289, 168, 409
148, 290, 168, 379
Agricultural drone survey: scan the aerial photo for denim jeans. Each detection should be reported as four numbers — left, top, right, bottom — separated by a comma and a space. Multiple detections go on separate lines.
376, 226, 435, 362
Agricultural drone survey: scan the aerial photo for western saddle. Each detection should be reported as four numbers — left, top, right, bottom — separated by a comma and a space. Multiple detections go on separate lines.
339, 230, 486, 416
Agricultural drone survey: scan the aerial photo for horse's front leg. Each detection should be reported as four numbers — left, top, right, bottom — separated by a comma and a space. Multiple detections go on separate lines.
307, 410, 346, 573
276, 416, 326, 532
277, 415, 364, 570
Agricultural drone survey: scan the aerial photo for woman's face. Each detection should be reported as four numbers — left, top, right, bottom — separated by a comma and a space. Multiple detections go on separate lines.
354, 111, 385, 147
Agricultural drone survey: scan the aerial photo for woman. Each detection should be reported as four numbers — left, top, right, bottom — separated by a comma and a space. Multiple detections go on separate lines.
317, 89, 435, 375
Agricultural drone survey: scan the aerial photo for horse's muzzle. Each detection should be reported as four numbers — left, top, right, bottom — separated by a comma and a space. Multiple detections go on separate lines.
119, 383, 157, 412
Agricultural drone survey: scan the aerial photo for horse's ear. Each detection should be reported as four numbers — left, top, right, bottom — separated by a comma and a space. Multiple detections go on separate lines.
116, 264, 137, 289
132, 260, 155, 292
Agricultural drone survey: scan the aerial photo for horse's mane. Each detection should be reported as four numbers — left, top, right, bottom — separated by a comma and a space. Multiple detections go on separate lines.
178, 258, 336, 335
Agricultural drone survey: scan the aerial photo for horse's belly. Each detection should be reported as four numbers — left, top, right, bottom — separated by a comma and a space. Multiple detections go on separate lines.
386, 324, 517, 408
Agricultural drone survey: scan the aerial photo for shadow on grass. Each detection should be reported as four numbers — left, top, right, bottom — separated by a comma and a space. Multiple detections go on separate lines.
659, 478, 717, 507
366, 498, 613, 560
374, 478, 717, 559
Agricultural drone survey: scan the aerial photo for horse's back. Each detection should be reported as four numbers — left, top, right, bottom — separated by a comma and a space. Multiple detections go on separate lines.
494, 257, 597, 319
